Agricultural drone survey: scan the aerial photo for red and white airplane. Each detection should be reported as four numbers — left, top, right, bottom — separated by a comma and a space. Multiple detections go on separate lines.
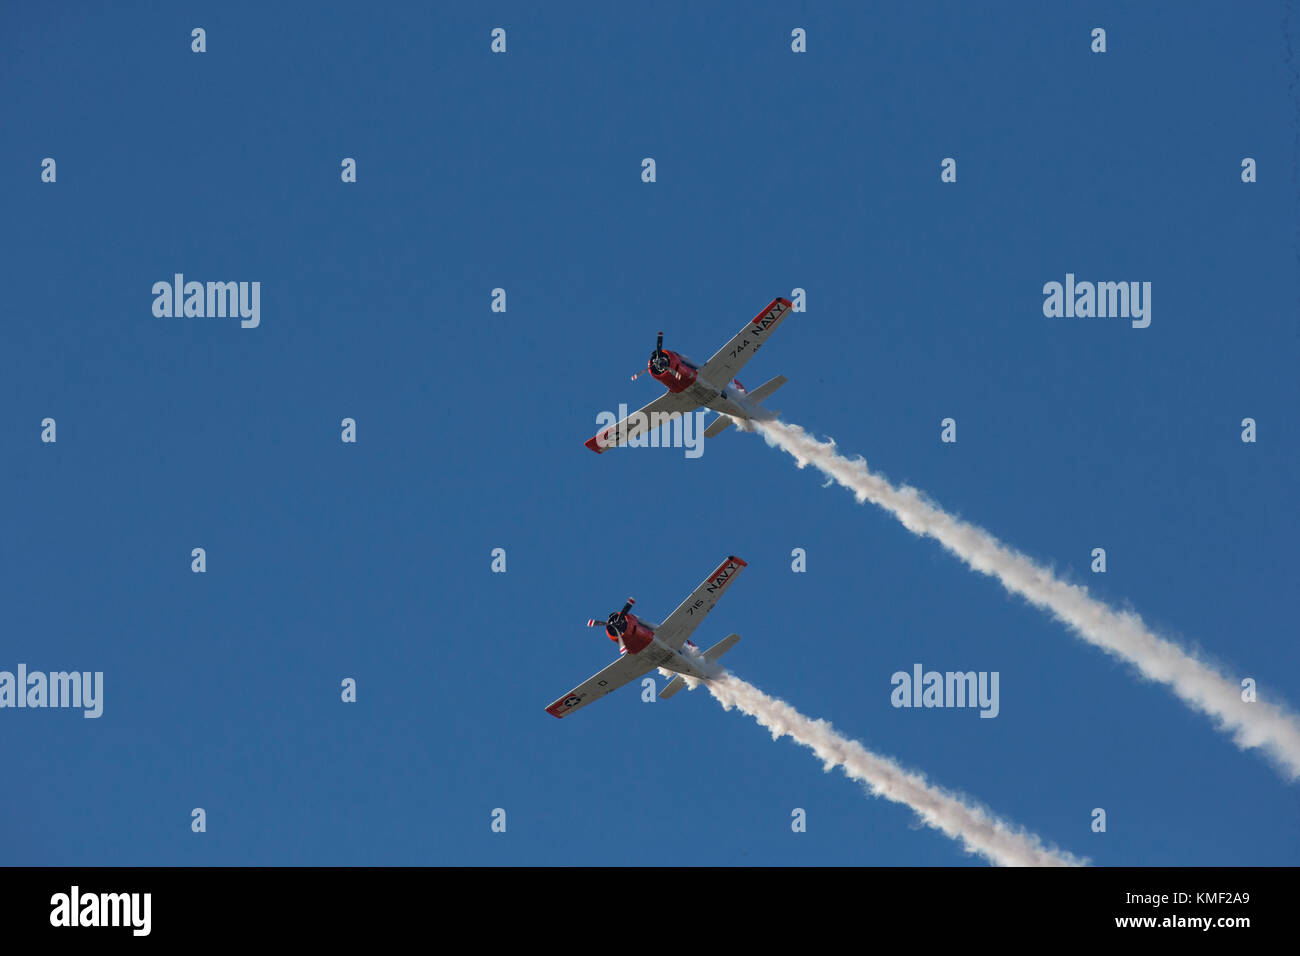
546, 556, 748, 718
584, 296, 794, 452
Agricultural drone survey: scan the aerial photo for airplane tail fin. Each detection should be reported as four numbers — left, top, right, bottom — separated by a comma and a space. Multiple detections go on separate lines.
659, 634, 741, 699
705, 375, 787, 439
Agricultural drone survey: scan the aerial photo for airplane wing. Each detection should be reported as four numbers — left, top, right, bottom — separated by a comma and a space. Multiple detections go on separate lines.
546, 651, 659, 718
653, 555, 748, 650
699, 297, 793, 385
584, 390, 700, 453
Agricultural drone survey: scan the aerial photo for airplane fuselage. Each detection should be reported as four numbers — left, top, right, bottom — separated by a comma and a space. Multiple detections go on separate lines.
650, 356, 757, 421
611, 614, 712, 679
631, 636, 713, 680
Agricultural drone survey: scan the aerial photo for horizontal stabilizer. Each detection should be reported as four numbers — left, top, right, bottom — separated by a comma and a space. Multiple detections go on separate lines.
747, 375, 787, 405
703, 632, 741, 663
704, 414, 734, 439
706, 375, 787, 440
659, 675, 689, 699
659, 634, 741, 701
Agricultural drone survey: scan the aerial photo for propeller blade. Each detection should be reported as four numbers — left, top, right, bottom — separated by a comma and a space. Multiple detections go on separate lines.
656, 331, 663, 352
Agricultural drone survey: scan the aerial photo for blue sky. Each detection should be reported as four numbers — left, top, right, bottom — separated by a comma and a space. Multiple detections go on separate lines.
4, 2, 1297, 865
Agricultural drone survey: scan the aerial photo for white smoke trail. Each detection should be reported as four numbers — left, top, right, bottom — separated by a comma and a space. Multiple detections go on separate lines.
669, 669, 1084, 866
755, 418, 1300, 780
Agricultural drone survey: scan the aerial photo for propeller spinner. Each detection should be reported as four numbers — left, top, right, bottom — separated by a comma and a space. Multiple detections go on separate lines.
586, 598, 635, 637
649, 331, 670, 375
631, 332, 667, 381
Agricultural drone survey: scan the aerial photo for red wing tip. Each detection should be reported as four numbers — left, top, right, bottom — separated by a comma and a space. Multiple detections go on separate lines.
584, 435, 607, 453
707, 555, 748, 581
752, 297, 793, 324
545, 704, 567, 718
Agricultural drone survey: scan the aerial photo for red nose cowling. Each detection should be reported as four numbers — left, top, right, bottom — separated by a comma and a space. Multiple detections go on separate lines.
648, 350, 698, 394
608, 613, 655, 654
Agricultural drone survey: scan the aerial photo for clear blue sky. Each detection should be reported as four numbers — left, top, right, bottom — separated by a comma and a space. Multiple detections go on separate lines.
4, 2, 1297, 866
